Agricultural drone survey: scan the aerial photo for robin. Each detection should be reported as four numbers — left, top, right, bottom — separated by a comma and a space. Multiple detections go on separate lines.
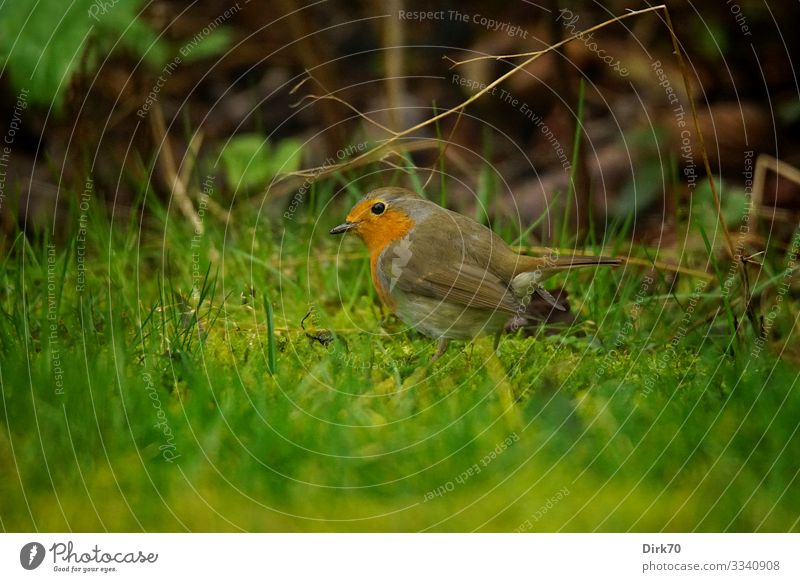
330, 187, 622, 361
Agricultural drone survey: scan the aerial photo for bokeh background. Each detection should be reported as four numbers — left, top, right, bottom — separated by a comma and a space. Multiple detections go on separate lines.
2, 0, 798, 243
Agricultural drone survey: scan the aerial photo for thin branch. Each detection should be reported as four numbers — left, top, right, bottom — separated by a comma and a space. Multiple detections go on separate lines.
150, 102, 203, 235
287, 5, 666, 183
749, 154, 800, 234
290, 90, 400, 137
384, 0, 404, 131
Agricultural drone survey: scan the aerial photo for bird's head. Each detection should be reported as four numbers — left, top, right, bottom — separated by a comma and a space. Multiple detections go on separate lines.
329, 187, 422, 254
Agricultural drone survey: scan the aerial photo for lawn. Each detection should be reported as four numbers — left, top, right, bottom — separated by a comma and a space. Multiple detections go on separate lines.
1, 174, 799, 532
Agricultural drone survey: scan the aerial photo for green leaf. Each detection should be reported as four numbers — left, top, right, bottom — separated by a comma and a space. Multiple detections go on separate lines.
692, 176, 748, 227
266, 138, 303, 177
0, 0, 164, 113
218, 135, 303, 191
179, 27, 233, 63
218, 134, 270, 189
0, 0, 92, 111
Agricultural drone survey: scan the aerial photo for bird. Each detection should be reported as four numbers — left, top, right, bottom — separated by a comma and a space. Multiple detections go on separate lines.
330, 187, 623, 361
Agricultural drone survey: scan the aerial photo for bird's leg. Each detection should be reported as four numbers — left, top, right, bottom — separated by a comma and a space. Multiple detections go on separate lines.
493, 329, 503, 352
430, 338, 449, 363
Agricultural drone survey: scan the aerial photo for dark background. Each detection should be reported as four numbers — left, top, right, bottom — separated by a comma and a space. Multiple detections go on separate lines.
1, 0, 798, 246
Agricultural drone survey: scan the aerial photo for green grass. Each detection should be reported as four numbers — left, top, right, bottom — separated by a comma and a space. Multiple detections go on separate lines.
1, 170, 799, 533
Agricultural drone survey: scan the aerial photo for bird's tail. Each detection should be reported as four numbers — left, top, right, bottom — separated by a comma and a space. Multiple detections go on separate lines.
505, 254, 622, 335
505, 286, 576, 334
537, 255, 623, 271
510, 254, 622, 295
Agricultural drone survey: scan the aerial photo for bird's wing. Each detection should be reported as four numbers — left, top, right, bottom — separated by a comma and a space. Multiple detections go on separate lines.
380, 224, 521, 314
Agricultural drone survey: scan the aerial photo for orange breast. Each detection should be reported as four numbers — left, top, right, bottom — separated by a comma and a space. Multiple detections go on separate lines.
370, 253, 396, 310
357, 208, 414, 312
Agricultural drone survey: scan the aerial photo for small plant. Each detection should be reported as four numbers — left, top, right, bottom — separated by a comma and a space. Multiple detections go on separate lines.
0, 0, 166, 112
216, 134, 304, 193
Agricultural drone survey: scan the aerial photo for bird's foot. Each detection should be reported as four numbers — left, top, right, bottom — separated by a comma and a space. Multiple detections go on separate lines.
430, 338, 449, 363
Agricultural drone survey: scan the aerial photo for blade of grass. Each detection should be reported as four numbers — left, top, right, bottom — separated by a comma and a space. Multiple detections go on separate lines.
346, 257, 370, 314
402, 151, 424, 194
475, 129, 494, 225
698, 222, 737, 340
431, 101, 447, 207
264, 298, 277, 375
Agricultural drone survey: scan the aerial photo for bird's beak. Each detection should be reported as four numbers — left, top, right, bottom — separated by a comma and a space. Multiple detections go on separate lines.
329, 222, 356, 235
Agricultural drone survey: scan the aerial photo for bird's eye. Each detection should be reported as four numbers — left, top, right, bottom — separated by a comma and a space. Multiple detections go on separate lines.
371, 202, 386, 215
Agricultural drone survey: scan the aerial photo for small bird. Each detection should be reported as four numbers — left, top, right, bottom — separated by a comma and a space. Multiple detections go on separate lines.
330, 187, 622, 361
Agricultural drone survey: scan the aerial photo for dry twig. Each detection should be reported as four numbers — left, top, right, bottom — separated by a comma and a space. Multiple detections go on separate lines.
150, 102, 203, 235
